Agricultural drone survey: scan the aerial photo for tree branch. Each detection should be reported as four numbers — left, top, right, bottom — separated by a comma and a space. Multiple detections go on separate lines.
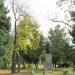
49, 19, 72, 28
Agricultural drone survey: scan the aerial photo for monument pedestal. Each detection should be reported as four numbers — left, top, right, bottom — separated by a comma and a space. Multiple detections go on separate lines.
45, 54, 53, 72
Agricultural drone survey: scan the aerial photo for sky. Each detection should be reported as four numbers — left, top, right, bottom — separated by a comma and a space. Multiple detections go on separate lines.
26, 0, 58, 36
5, 0, 66, 37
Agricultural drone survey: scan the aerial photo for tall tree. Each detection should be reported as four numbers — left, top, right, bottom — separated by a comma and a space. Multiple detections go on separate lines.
57, 0, 75, 66
69, 11, 75, 65
0, 0, 10, 30
7, 0, 28, 73
17, 18, 40, 49
48, 25, 70, 67
70, 11, 75, 43
0, 30, 12, 69
17, 17, 43, 68
0, 0, 11, 68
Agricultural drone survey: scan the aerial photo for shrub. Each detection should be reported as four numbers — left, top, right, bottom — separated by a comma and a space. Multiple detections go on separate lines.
58, 63, 70, 68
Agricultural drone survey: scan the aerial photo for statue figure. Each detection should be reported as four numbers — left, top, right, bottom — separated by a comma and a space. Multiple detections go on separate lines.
45, 42, 50, 53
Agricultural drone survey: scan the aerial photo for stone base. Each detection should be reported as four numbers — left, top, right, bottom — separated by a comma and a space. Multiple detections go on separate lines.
45, 54, 53, 71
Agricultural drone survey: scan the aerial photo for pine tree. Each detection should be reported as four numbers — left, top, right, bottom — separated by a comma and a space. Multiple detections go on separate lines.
70, 11, 75, 43
0, 0, 10, 30
0, 0, 11, 68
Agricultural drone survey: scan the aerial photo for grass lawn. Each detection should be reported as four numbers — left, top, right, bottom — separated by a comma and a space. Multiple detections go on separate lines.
0, 69, 63, 75
37, 71, 62, 75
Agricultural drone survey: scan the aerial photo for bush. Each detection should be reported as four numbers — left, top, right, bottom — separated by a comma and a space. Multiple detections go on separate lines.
63, 69, 74, 75
58, 63, 70, 68
63, 69, 69, 75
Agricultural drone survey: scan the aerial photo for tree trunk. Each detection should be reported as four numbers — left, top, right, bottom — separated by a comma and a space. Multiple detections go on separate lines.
17, 63, 20, 72
17, 54, 21, 72
22, 62, 25, 69
35, 63, 38, 69
55, 63, 57, 68
11, 19, 17, 73
11, 51, 16, 73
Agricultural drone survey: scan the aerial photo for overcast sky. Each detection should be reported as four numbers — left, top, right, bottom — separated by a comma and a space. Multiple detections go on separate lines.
26, 0, 58, 36
5, 0, 67, 37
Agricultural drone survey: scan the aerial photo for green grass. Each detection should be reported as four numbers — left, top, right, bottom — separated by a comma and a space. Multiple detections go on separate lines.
36, 71, 62, 75
2, 68, 75, 75
0, 69, 63, 75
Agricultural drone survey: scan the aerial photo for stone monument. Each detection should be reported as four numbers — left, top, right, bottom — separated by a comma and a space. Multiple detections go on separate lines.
45, 42, 53, 72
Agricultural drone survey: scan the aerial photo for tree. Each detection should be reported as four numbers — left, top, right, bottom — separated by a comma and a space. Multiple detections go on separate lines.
57, 0, 75, 66
49, 0, 74, 28
56, 0, 75, 25
0, 0, 11, 68
17, 17, 43, 68
0, 30, 13, 69
48, 25, 71, 68
70, 11, 75, 43
17, 18, 40, 49
69, 48, 75, 65
69, 11, 75, 65
0, 0, 10, 30
7, 0, 28, 73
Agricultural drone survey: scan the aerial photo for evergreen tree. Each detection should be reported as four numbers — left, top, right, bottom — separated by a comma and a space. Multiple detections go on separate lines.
0, 0, 10, 30
69, 11, 75, 65
0, 0, 11, 68
70, 11, 75, 43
